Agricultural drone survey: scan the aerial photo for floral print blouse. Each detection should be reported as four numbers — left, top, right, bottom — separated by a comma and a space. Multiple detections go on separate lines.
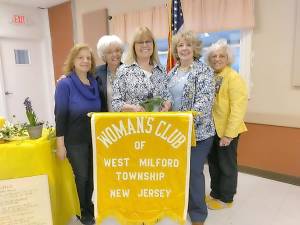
112, 62, 171, 112
167, 60, 216, 141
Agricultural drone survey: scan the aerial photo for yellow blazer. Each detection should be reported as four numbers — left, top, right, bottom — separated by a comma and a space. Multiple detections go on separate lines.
213, 66, 248, 138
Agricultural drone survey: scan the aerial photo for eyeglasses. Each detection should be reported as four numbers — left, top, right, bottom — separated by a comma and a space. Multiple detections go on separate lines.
135, 40, 153, 45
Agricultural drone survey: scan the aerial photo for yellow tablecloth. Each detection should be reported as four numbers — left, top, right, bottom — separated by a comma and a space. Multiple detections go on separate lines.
0, 117, 4, 128
0, 133, 80, 225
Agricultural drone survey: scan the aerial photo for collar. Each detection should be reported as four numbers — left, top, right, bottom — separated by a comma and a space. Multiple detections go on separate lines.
69, 71, 99, 100
216, 66, 231, 77
126, 61, 164, 72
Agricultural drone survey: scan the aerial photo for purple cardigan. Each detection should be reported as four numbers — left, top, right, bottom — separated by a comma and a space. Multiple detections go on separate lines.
55, 72, 101, 144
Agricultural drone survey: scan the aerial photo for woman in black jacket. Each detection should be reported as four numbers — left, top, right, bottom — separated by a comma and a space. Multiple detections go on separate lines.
95, 35, 124, 112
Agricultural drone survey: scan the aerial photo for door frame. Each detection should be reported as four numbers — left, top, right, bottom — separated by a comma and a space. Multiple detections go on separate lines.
0, 49, 8, 118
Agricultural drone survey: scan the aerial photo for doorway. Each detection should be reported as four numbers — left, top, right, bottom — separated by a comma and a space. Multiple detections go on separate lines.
0, 38, 52, 124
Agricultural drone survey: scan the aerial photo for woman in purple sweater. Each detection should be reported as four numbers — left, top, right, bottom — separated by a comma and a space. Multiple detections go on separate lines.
55, 44, 101, 225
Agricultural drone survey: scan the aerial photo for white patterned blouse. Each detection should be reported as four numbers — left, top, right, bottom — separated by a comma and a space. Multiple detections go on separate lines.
167, 60, 216, 141
112, 62, 171, 112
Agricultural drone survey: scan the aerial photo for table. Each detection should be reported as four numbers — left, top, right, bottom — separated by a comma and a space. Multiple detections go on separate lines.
0, 117, 4, 128
0, 132, 80, 225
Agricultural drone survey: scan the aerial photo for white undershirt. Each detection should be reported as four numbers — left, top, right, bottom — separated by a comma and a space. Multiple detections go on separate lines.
142, 69, 152, 79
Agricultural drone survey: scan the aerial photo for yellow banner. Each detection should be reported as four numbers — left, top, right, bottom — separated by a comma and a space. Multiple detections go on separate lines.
91, 112, 194, 225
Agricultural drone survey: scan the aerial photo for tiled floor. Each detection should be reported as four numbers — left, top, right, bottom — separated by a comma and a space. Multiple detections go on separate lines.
68, 165, 300, 225
203, 166, 300, 225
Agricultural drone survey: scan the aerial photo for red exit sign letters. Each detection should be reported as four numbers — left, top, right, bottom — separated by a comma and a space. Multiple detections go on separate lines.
12, 15, 27, 25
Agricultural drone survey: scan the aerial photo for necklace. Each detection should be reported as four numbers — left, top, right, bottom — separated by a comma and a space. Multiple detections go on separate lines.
79, 77, 90, 85
178, 64, 192, 72
168, 68, 190, 89
107, 70, 116, 84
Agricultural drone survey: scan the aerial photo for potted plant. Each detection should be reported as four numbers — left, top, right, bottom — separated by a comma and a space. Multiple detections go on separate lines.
23, 97, 43, 139
0, 121, 27, 142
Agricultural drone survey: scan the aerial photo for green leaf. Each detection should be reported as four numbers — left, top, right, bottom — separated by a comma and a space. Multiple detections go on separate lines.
140, 97, 163, 112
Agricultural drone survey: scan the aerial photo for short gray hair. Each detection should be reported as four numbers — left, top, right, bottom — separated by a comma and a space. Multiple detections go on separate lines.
205, 39, 234, 66
96, 35, 124, 62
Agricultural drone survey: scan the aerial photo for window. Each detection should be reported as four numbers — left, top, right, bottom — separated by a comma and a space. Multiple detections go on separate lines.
156, 29, 253, 95
14, 49, 30, 64
157, 30, 241, 71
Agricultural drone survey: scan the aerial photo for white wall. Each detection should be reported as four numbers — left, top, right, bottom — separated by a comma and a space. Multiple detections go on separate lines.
0, 3, 47, 39
0, 3, 55, 123
292, 0, 300, 86
245, 0, 300, 127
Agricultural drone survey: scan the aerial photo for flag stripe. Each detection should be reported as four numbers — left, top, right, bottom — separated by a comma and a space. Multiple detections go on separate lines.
167, 0, 184, 72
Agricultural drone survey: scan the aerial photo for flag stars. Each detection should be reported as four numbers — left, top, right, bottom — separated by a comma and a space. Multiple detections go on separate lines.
171, 1, 184, 33
168, 0, 184, 71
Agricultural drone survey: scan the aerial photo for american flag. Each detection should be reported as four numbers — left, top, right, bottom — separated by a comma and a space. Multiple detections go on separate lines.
167, 0, 184, 72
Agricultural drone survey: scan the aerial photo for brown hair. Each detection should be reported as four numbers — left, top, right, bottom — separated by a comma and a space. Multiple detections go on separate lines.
63, 43, 96, 75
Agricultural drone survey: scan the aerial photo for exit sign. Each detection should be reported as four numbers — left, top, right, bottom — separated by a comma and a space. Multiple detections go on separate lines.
11, 15, 27, 24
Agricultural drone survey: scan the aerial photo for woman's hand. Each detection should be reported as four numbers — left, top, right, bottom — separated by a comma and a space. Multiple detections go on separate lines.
219, 136, 233, 147
160, 100, 172, 112
56, 74, 66, 82
121, 104, 145, 112
133, 105, 145, 112
56, 137, 67, 160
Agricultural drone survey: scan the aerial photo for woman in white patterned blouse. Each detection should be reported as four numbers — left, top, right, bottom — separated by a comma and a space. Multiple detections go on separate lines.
112, 26, 172, 112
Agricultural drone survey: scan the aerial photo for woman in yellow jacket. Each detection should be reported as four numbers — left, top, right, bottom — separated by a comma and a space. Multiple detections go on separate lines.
205, 39, 248, 210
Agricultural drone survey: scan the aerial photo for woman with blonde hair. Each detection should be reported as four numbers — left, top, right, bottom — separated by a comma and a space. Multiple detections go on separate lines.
55, 44, 101, 225
205, 39, 248, 210
112, 26, 171, 112
167, 30, 215, 225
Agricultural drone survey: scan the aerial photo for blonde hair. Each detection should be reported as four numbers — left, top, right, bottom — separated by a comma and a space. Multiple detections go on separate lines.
205, 39, 234, 66
124, 26, 160, 65
172, 30, 202, 61
63, 43, 96, 75
96, 35, 124, 62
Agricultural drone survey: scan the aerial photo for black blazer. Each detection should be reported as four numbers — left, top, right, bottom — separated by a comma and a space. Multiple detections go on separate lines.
95, 64, 109, 112
95, 63, 122, 112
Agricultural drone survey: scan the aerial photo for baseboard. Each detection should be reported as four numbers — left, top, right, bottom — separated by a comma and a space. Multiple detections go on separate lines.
238, 165, 300, 186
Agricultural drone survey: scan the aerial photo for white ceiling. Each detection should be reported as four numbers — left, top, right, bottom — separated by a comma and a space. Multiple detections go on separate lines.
0, 0, 69, 8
